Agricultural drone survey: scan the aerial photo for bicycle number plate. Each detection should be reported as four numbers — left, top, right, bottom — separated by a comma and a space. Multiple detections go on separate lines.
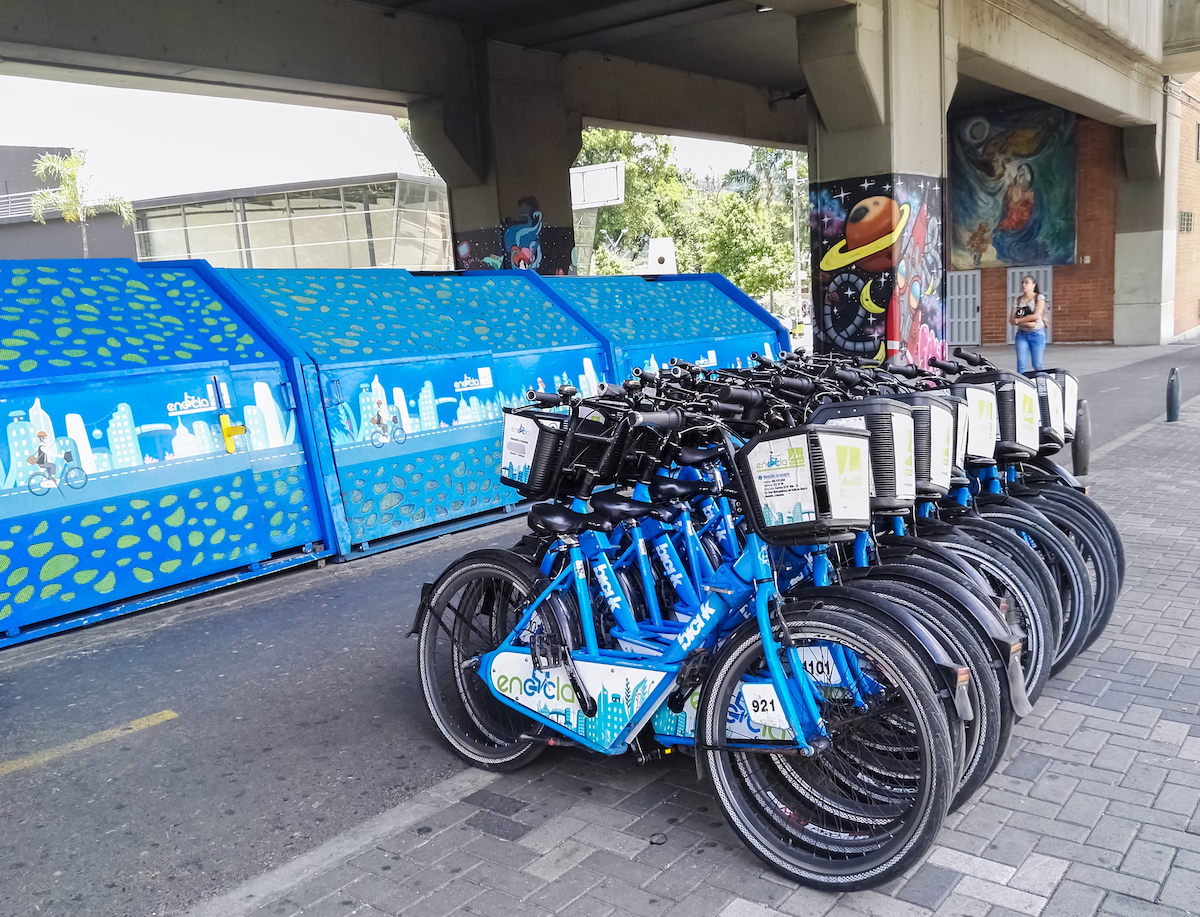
798, 645, 841, 685
741, 684, 789, 730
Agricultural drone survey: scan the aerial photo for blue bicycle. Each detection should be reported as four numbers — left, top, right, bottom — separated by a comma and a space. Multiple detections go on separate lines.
415, 387, 967, 889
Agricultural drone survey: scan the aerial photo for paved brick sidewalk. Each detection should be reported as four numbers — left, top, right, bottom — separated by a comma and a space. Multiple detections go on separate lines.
184, 400, 1200, 917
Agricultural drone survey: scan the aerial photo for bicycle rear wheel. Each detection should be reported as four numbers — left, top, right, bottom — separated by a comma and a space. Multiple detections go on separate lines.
697, 603, 954, 891
417, 549, 550, 771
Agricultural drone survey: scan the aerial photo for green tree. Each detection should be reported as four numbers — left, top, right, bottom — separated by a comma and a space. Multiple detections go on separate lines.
700, 193, 793, 299
724, 146, 793, 208
30, 149, 134, 259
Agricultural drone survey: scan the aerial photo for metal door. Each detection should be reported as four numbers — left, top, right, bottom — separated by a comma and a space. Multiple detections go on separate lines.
946, 271, 981, 346
1006, 266, 1053, 343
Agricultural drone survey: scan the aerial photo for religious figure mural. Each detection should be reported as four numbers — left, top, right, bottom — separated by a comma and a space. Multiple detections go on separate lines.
950, 106, 1077, 269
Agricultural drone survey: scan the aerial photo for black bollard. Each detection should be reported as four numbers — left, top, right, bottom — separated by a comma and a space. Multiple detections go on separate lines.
1167, 368, 1181, 422
1072, 399, 1091, 477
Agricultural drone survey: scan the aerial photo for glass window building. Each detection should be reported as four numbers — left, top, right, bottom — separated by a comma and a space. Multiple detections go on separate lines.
134, 173, 452, 270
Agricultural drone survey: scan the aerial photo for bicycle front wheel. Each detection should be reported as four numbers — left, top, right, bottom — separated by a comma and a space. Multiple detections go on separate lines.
417, 549, 549, 771
697, 605, 954, 891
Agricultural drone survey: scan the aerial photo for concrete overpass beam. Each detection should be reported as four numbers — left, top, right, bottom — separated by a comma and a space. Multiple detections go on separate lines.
416, 43, 582, 274
1114, 82, 1181, 344
0, 0, 473, 112
408, 95, 488, 188
561, 52, 807, 148
956, 0, 1162, 126
796, 2, 886, 133
802, 0, 951, 364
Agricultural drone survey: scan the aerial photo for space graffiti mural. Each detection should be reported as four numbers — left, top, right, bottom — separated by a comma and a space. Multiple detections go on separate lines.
453, 196, 576, 275
810, 173, 946, 368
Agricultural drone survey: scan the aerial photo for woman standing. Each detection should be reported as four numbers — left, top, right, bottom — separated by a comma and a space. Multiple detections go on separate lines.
1010, 274, 1046, 373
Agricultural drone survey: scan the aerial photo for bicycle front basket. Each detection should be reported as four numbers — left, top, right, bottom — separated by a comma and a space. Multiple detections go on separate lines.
952, 382, 998, 464
889, 392, 955, 497
1039, 368, 1078, 441
499, 408, 568, 499
961, 371, 1040, 460
1026, 371, 1065, 452
809, 397, 915, 513
734, 425, 871, 544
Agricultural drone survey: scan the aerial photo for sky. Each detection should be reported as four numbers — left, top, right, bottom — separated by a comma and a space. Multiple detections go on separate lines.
0, 75, 752, 201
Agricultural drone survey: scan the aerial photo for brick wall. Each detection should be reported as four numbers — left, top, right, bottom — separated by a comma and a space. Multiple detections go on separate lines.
1176, 77, 1200, 337
980, 117, 1118, 344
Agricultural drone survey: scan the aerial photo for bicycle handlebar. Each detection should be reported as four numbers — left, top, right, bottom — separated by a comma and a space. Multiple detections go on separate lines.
527, 390, 562, 406
928, 358, 960, 374
714, 384, 766, 408
775, 376, 816, 396
953, 348, 986, 367
595, 382, 627, 399
631, 408, 708, 431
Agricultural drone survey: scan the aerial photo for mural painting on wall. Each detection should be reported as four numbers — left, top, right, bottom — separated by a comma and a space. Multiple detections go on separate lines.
453, 196, 576, 275
950, 106, 1077, 269
810, 173, 945, 368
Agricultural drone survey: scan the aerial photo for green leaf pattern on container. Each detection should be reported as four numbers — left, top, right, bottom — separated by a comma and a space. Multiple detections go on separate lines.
0, 475, 263, 624
0, 263, 268, 377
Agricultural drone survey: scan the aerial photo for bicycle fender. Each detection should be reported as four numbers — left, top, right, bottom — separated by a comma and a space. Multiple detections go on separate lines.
407, 581, 434, 637
1024, 455, 1083, 488
783, 585, 973, 721
876, 534, 992, 595
848, 565, 1015, 648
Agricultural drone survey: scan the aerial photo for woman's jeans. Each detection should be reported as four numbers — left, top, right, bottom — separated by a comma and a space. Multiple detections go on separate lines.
1015, 329, 1046, 374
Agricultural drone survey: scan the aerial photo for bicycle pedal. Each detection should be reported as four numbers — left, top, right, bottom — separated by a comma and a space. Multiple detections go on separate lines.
529, 633, 566, 670
668, 648, 711, 713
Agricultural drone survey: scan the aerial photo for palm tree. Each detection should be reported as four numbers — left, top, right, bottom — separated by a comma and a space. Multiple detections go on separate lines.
723, 146, 793, 211
30, 149, 135, 259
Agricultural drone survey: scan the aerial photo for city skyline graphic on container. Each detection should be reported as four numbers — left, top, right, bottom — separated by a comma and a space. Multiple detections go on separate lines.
1, 375, 296, 499
326, 357, 600, 451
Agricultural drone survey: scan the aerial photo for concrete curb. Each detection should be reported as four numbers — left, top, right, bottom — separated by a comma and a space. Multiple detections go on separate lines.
182, 768, 501, 917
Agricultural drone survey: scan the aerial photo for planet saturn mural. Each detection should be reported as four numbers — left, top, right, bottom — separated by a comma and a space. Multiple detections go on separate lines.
810, 174, 946, 369
820, 197, 911, 274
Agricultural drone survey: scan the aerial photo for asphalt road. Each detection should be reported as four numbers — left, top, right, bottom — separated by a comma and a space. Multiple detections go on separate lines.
1075, 346, 1200, 450
0, 516, 528, 917
0, 345, 1195, 917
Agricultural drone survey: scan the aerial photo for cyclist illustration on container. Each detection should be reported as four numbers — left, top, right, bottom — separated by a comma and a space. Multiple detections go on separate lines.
27, 430, 88, 496
369, 399, 406, 448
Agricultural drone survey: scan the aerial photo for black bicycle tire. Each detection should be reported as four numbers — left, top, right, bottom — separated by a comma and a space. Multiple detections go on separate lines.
923, 527, 1055, 704
850, 573, 1008, 812
1017, 496, 1119, 651
697, 602, 954, 890
1028, 484, 1125, 591
976, 502, 1093, 673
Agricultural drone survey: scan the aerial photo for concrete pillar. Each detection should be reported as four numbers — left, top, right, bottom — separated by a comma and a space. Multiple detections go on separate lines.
800, 0, 951, 366
410, 42, 581, 275
1113, 80, 1181, 345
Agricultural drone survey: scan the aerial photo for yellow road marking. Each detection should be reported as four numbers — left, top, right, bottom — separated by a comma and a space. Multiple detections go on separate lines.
0, 709, 179, 779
